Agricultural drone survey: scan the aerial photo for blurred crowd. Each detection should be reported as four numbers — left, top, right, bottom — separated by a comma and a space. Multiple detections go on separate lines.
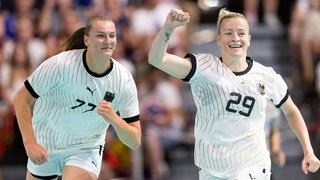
1, 0, 320, 179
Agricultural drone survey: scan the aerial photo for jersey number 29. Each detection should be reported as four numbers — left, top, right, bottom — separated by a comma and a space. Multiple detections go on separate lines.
225, 92, 256, 117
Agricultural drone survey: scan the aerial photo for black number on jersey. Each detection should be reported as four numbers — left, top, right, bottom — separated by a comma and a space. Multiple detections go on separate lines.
71, 99, 97, 113
225, 92, 256, 117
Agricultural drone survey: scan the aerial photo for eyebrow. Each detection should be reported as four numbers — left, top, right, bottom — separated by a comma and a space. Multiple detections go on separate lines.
95, 31, 116, 34
223, 28, 247, 32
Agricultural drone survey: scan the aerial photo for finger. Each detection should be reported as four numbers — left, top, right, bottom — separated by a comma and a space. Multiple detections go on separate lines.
302, 163, 308, 174
170, 10, 178, 18
308, 163, 320, 173
179, 13, 190, 23
33, 159, 41, 165
41, 155, 48, 163
170, 10, 184, 20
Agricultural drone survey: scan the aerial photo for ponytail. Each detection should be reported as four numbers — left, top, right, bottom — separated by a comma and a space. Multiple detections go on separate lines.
60, 27, 87, 51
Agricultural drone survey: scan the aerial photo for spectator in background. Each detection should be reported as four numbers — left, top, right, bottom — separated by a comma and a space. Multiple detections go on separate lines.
0, 89, 14, 165
2, 16, 47, 70
0, 42, 32, 106
139, 67, 186, 180
41, 8, 84, 59
38, 0, 86, 38
243, 0, 281, 27
288, 0, 309, 86
300, 0, 320, 108
2, 0, 39, 40
0, 37, 14, 166
112, 38, 136, 76
0, 42, 33, 165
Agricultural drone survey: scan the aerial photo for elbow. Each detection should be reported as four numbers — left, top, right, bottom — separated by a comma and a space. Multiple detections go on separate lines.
148, 50, 166, 67
148, 55, 166, 69
131, 141, 141, 150
131, 132, 142, 150
129, 137, 141, 150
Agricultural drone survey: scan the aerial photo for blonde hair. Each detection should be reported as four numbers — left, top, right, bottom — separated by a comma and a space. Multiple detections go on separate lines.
217, 8, 248, 33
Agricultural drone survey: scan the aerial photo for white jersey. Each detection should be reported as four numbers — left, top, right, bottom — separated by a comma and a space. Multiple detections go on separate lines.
25, 49, 140, 152
183, 53, 288, 178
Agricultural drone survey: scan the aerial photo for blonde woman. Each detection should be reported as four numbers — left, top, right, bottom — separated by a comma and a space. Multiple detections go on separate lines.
148, 8, 320, 180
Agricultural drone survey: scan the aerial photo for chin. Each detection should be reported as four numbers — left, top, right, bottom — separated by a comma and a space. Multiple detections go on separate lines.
102, 50, 113, 56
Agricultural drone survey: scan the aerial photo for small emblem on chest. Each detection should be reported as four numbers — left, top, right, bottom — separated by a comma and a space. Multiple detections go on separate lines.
257, 83, 265, 95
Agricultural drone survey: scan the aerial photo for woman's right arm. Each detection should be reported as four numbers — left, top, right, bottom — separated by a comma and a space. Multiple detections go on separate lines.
14, 86, 48, 165
148, 9, 192, 79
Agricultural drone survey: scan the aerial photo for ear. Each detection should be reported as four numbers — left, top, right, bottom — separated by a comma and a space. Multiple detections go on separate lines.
216, 34, 221, 46
84, 35, 89, 47
248, 34, 251, 47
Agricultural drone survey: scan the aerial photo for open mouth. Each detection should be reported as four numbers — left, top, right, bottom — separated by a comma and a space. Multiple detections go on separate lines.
229, 44, 242, 48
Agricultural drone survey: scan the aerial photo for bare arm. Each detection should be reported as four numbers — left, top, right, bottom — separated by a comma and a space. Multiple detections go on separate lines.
280, 96, 320, 174
13, 86, 48, 165
148, 9, 192, 79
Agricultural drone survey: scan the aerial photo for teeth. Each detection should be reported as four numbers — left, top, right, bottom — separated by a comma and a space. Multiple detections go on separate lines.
229, 45, 241, 48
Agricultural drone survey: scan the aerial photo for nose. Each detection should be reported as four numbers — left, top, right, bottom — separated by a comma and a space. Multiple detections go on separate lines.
231, 33, 240, 41
104, 38, 111, 44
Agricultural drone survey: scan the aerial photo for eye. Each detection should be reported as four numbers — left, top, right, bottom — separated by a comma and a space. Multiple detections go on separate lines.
109, 33, 116, 39
97, 34, 106, 38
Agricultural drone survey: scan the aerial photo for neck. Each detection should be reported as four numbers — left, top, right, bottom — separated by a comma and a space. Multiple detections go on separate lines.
86, 52, 111, 74
223, 56, 248, 72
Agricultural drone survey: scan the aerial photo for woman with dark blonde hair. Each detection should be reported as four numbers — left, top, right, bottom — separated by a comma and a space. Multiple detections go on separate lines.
148, 8, 320, 179
14, 15, 141, 180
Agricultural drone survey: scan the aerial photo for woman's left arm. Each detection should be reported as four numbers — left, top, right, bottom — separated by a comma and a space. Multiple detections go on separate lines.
280, 96, 320, 174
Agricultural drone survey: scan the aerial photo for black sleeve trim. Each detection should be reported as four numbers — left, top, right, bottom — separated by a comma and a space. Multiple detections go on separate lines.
123, 115, 140, 123
182, 53, 197, 82
24, 80, 39, 98
275, 89, 289, 108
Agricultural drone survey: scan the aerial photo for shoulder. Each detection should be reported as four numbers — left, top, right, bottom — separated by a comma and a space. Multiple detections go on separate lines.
183, 53, 221, 82
251, 59, 278, 75
112, 59, 135, 78
57, 49, 84, 59
188, 53, 220, 67
38, 49, 85, 71
190, 53, 217, 60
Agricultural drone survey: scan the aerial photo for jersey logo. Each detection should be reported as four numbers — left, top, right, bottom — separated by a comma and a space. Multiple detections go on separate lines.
91, 161, 97, 168
257, 83, 265, 95
87, 87, 96, 96
104, 91, 115, 102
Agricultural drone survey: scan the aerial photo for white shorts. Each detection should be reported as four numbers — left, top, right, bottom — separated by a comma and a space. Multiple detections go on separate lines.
27, 145, 104, 178
199, 166, 271, 180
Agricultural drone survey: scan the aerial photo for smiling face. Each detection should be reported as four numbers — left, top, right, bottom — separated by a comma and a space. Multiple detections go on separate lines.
84, 19, 117, 60
216, 17, 251, 59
